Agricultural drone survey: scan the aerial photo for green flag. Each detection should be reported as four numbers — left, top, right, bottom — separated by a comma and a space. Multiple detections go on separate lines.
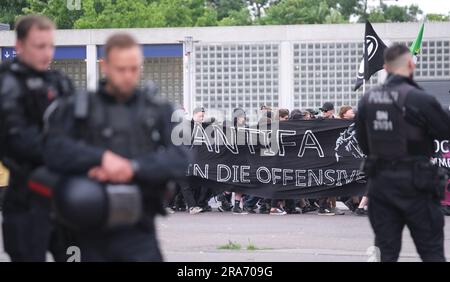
410, 23, 424, 62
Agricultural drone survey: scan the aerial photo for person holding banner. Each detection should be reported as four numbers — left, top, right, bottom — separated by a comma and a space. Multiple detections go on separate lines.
356, 44, 450, 262
218, 108, 249, 215
338, 106, 368, 216
231, 108, 250, 215
180, 107, 209, 215
318, 102, 344, 216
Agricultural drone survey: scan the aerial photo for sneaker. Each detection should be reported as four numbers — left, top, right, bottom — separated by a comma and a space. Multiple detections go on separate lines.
217, 193, 231, 202
344, 199, 357, 212
258, 204, 270, 214
301, 205, 318, 214
318, 208, 335, 216
270, 208, 287, 215
232, 206, 248, 214
218, 203, 232, 212
189, 206, 203, 214
285, 207, 300, 214
165, 207, 175, 214
354, 208, 368, 216
243, 206, 256, 214
331, 207, 345, 215
176, 205, 187, 212
201, 205, 212, 212
258, 206, 269, 214
442, 205, 450, 216
312, 200, 321, 209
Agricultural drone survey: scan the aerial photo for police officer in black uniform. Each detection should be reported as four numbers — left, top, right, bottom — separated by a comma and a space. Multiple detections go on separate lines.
356, 44, 450, 262
0, 15, 74, 262
43, 33, 189, 261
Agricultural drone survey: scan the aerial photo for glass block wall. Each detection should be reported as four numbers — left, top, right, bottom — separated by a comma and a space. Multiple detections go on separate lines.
50, 59, 87, 89
193, 43, 280, 120
293, 42, 378, 111
413, 40, 450, 79
141, 57, 183, 107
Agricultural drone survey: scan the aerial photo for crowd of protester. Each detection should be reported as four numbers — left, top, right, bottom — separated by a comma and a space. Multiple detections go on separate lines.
165, 102, 373, 216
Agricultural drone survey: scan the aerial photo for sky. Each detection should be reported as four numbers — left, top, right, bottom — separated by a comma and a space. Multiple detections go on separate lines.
370, 0, 450, 16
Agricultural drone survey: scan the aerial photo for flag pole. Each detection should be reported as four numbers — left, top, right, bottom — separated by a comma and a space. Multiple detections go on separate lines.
362, 21, 367, 95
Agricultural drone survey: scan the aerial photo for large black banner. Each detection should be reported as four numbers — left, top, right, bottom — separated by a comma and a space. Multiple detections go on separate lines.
181, 119, 368, 199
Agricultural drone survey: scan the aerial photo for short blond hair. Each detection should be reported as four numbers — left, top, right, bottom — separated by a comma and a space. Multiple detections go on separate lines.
15, 15, 55, 41
104, 33, 139, 60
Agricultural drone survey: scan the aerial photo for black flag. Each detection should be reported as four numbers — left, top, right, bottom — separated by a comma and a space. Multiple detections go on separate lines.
354, 21, 387, 91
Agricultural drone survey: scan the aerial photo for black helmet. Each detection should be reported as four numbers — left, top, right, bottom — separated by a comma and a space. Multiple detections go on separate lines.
54, 176, 108, 230
54, 176, 143, 231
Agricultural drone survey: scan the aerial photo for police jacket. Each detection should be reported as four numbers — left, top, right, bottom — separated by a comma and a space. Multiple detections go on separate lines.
0, 58, 73, 169
356, 74, 450, 160
43, 81, 190, 214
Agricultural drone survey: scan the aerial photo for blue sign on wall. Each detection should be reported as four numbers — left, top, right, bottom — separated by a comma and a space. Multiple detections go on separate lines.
1, 48, 16, 60
97, 44, 183, 59
2, 44, 183, 61
1, 46, 86, 61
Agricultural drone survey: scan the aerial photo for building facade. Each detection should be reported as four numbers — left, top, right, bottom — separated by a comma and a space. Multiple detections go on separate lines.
1, 22, 449, 121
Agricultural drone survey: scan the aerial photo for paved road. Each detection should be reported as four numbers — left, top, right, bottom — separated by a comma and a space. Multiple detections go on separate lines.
157, 211, 450, 262
1, 207, 449, 262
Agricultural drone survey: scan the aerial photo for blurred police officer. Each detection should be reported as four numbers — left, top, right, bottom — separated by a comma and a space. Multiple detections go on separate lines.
0, 15, 74, 262
356, 44, 450, 262
43, 33, 189, 261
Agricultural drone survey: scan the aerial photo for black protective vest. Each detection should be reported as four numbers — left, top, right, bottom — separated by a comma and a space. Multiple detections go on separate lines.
75, 89, 164, 160
0, 60, 72, 163
363, 79, 425, 160
73, 87, 168, 217
0, 60, 72, 127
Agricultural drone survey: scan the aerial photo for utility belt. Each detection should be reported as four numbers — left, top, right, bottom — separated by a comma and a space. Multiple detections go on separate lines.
2, 158, 37, 208
2, 157, 34, 177
361, 156, 449, 200
26, 166, 143, 231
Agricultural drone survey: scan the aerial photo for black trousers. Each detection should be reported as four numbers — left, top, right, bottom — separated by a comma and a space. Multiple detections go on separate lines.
2, 179, 67, 262
368, 168, 445, 262
72, 220, 162, 262
0, 187, 6, 210
180, 178, 211, 208
2, 205, 67, 262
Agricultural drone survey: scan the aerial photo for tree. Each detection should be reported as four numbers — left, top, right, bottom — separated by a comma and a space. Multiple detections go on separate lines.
426, 13, 450, 22
407, 4, 422, 20
1, 0, 432, 29
359, 2, 422, 23
0, 0, 28, 28
246, 0, 279, 19
207, 0, 246, 20
218, 8, 252, 26
355, 0, 369, 22
261, 0, 330, 25
74, 0, 219, 29
23, 0, 83, 29
383, 4, 421, 22
195, 7, 219, 26
325, 8, 346, 24
325, 0, 359, 20
367, 9, 384, 23
74, 0, 165, 28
